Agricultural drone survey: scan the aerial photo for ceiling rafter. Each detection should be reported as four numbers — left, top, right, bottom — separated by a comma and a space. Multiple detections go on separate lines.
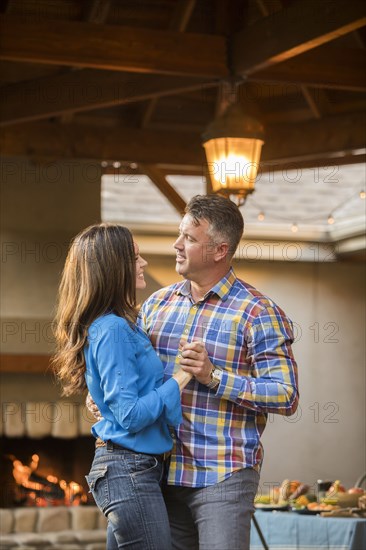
232, 0, 366, 75
1, 111, 364, 168
0, 71, 217, 127
248, 46, 366, 92
0, 15, 228, 77
1, 46, 361, 128
138, 163, 186, 215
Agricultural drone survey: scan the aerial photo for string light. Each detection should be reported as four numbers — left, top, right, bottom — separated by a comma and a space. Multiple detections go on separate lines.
251, 186, 364, 233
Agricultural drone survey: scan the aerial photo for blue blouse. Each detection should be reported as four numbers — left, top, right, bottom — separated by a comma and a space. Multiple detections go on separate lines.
84, 313, 182, 454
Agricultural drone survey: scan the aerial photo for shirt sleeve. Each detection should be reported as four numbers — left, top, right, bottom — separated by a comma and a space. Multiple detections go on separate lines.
214, 305, 299, 416
93, 319, 182, 433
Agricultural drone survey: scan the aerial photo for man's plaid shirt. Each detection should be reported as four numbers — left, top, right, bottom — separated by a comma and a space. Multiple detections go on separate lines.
138, 268, 299, 488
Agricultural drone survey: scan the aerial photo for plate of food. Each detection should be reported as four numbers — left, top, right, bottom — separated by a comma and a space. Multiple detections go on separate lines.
255, 503, 290, 512
291, 503, 340, 515
291, 506, 321, 515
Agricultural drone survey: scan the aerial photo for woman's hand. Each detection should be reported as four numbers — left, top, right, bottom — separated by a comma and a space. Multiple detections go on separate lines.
172, 369, 193, 392
179, 340, 213, 385
86, 393, 102, 421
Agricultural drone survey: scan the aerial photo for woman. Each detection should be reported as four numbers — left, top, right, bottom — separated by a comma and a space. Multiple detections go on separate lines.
52, 223, 191, 549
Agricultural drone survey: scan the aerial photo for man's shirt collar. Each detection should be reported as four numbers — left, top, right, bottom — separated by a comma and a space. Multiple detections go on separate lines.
175, 267, 236, 302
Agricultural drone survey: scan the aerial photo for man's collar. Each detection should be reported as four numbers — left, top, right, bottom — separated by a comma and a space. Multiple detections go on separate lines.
175, 267, 236, 302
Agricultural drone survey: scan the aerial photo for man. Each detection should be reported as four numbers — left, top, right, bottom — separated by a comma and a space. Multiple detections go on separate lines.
138, 194, 298, 550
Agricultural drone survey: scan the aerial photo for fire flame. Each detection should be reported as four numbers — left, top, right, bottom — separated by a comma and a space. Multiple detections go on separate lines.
10, 454, 87, 506
12, 454, 39, 490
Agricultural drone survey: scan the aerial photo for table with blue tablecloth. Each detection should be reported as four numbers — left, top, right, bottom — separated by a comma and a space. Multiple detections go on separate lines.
250, 512, 366, 550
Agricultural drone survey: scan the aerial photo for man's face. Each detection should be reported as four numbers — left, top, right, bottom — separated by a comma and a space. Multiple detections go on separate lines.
174, 214, 216, 281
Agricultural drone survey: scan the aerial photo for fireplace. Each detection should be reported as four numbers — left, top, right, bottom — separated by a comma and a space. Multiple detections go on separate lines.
1, 400, 96, 508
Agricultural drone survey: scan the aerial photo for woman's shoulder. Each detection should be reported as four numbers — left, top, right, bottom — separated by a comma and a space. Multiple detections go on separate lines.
87, 314, 137, 350
89, 313, 133, 335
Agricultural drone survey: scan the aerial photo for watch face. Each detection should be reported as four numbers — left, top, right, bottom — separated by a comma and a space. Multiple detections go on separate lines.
213, 368, 222, 381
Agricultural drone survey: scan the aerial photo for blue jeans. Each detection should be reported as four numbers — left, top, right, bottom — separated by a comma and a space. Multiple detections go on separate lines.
163, 468, 260, 550
86, 445, 172, 549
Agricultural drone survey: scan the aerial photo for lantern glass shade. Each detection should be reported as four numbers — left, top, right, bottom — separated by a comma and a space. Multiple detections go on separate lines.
203, 136, 264, 198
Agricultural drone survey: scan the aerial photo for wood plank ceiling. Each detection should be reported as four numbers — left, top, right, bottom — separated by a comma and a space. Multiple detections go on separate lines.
0, 0, 365, 211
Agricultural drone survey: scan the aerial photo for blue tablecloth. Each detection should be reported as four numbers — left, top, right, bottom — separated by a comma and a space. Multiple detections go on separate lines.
250, 512, 366, 550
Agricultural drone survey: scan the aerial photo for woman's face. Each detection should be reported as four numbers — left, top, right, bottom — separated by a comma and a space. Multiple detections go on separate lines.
134, 242, 148, 289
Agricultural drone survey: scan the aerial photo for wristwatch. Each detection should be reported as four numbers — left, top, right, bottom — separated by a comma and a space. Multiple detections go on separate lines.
206, 367, 223, 390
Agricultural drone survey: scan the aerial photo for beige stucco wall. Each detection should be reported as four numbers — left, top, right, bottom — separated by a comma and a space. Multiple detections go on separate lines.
1, 158, 365, 492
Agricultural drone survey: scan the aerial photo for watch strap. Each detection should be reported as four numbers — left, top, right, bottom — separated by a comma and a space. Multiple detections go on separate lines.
206, 367, 223, 389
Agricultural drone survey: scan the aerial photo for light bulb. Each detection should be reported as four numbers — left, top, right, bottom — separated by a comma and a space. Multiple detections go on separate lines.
258, 212, 265, 221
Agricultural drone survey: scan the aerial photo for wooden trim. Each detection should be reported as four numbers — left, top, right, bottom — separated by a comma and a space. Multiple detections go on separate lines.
0, 354, 52, 373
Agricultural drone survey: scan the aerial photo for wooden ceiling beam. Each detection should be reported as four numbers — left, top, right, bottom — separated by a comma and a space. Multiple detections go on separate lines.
138, 163, 186, 215
248, 47, 366, 91
0, 15, 228, 78
232, 0, 366, 75
0, 121, 204, 165
1, 112, 364, 167
0, 70, 217, 126
263, 111, 366, 163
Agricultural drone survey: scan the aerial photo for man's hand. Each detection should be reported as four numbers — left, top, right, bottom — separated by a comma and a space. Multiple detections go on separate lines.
86, 393, 102, 421
179, 340, 213, 385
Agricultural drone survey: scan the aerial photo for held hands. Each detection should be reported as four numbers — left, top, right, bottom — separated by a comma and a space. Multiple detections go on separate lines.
86, 392, 102, 421
179, 340, 213, 385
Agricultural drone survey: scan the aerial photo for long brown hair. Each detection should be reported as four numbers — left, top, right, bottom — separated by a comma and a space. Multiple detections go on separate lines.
52, 223, 137, 396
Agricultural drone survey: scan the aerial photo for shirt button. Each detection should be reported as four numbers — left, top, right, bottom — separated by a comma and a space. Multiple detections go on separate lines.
184, 328, 189, 334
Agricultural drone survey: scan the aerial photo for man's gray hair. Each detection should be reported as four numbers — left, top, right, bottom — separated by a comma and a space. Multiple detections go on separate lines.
185, 195, 244, 258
